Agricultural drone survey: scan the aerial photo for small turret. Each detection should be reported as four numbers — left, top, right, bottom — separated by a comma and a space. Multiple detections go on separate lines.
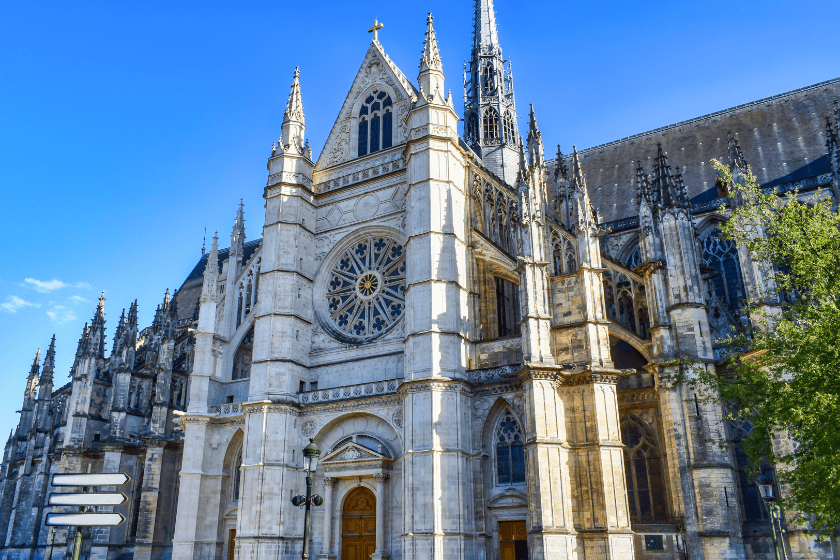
418, 13, 444, 99
648, 144, 689, 209
230, 200, 246, 266
281, 67, 305, 152
25, 348, 40, 397
200, 232, 220, 304
40, 335, 56, 386
526, 104, 544, 169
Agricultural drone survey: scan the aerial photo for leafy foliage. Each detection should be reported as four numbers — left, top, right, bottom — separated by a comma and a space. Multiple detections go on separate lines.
691, 159, 840, 529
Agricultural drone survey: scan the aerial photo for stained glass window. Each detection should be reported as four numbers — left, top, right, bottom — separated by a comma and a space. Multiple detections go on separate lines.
358, 90, 393, 157
621, 417, 666, 523
496, 411, 525, 485
702, 229, 745, 317
325, 236, 406, 343
483, 107, 500, 142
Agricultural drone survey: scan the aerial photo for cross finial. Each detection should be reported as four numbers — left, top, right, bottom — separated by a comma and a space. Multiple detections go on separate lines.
368, 18, 384, 42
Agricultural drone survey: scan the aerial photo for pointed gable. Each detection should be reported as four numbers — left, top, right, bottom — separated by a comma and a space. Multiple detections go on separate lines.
316, 40, 418, 171
320, 441, 389, 464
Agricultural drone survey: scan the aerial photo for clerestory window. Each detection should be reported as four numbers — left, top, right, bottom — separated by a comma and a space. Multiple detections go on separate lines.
495, 411, 525, 485
358, 90, 393, 157
502, 111, 515, 143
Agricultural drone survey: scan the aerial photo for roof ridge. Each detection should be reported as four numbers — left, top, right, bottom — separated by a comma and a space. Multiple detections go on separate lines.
547, 77, 840, 163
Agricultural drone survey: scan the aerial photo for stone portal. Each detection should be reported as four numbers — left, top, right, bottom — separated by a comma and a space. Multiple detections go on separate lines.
341, 487, 376, 560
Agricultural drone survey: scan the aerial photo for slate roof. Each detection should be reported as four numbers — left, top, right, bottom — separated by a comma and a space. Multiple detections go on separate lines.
548, 77, 840, 223
174, 239, 262, 322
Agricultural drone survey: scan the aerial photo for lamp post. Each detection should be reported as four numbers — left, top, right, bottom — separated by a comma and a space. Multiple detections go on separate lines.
757, 473, 788, 560
291, 438, 323, 560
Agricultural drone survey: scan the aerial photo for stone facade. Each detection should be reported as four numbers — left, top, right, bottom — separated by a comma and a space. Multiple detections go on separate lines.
3, 2, 840, 560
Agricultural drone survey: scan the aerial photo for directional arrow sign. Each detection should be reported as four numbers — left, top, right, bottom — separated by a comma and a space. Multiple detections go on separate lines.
48, 493, 127, 507
52, 473, 129, 487
45, 513, 125, 527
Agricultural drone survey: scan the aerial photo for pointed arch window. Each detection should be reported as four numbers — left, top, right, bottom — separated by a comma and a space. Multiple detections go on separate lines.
482, 107, 500, 143
358, 90, 393, 158
481, 63, 497, 96
728, 414, 774, 522
702, 228, 745, 317
495, 277, 521, 338
495, 411, 525, 485
232, 327, 254, 380
502, 112, 515, 143
621, 416, 667, 523
232, 447, 243, 501
466, 113, 479, 145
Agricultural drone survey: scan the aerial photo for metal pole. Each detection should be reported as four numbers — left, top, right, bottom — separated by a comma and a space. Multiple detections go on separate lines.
773, 505, 789, 560
301, 472, 313, 560
71, 530, 82, 560
47, 529, 55, 560
762, 499, 781, 560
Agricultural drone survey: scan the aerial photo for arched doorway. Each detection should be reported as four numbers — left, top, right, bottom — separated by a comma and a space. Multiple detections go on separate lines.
341, 487, 376, 560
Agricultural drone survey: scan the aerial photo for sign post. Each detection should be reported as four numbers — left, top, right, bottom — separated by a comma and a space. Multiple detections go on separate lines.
45, 472, 130, 528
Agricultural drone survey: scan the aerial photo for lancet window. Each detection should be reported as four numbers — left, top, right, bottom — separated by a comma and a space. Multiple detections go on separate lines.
482, 107, 500, 142
621, 416, 666, 523
482, 180, 517, 255
466, 113, 479, 145
495, 411, 525, 485
495, 277, 521, 338
550, 227, 578, 276
702, 229, 745, 317
236, 257, 261, 330
232, 447, 242, 501
603, 262, 650, 339
481, 63, 497, 96
357, 90, 393, 157
728, 414, 772, 522
232, 327, 254, 381
502, 111, 515, 143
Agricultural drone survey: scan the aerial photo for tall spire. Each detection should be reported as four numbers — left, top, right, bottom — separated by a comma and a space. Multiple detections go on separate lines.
27, 348, 40, 381
465, 0, 519, 184
570, 146, 587, 194
473, 0, 501, 55
281, 67, 306, 151
41, 335, 56, 384
77, 292, 107, 359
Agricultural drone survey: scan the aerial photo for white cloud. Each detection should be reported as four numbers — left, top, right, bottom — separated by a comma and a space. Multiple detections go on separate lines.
24, 278, 68, 293
75, 282, 92, 290
69, 295, 90, 303
0, 295, 40, 313
47, 305, 76, 325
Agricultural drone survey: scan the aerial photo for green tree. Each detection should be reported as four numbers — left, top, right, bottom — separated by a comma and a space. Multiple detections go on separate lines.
692, 159, 840, 529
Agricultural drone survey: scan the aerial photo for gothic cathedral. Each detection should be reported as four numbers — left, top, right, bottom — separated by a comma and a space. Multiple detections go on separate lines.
3, 2, 840, 560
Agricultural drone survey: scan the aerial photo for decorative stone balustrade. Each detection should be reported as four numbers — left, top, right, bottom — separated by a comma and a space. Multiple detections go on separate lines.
209, 402, 242, 417
298, 379, 402, 405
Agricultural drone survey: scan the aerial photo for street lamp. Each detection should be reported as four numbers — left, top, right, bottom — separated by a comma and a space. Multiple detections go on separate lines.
291, 438, 323, 560
756, 473, 788, 560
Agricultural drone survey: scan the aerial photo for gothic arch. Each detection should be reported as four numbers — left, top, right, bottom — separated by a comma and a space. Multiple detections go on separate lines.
607, 325, 653, 362
314, 411, 402, 459
351, 84, 398, 158
217, 428, 244, 558
231, 326, 254, 381
480, 397, 522, 452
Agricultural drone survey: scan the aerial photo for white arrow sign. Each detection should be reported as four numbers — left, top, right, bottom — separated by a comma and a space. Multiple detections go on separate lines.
52, 473, 130, 487
48, 493, 127, 507
45, 513, 125, 527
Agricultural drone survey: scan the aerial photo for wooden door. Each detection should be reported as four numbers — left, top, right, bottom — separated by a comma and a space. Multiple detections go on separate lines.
341, 487, 376, 560
228, 529, 236, 560
499, 521, 528, 560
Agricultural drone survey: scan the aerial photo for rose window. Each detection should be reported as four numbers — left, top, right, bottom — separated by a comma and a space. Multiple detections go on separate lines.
325, 236, 406, 343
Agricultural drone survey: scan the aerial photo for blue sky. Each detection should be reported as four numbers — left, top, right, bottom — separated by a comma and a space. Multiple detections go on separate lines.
1, 0, 838, 439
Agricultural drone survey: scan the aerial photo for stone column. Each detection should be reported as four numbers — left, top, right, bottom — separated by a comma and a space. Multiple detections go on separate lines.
371, 474, 389, 560
318, 477, 336, 559
402, 27, 477, 559
172, 417, 210, 560
134, 444, 165, 560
